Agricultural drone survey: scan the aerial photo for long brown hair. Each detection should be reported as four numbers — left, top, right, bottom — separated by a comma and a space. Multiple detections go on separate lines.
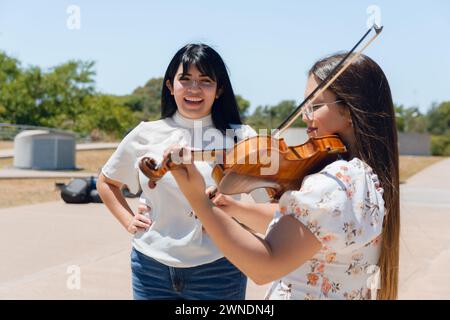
309, 53, 400, 300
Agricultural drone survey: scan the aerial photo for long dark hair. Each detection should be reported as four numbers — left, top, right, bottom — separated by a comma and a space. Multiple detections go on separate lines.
161, 44, 242, 133
310, 53, 400, 300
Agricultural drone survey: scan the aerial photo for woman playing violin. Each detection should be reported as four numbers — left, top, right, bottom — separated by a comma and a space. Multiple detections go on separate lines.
160, 53, 400, 300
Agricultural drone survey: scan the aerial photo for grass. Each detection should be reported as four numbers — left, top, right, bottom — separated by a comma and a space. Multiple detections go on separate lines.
0, 178, 71, 208
0, 157, 12, 169
0, 150, 446, 209
0, 141, 14, 149
76, 149, 116, 173
399, 155, 445, 183
0, 149, 115, 173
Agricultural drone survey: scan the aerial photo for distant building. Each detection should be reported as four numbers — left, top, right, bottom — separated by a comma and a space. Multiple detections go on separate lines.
398, 132, 430, 156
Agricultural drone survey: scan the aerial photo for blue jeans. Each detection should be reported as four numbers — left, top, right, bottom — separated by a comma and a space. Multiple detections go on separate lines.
131, 247, 247, 300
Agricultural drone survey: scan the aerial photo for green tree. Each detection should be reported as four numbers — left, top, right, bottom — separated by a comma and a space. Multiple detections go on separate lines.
427, 101, 450, 135
245, 100, 304, 130
395, 104, 427, 133
395, 104, 405, 132
235, 94, 250, 119
431, 135, 450, 156
0, 52, 28, 123
427, 101, 450, 156
132, 77, 163, 120
41, 60, 96, 129
0, 51, 21, 119
0, 54, 97, 129
77, 95, 138, 140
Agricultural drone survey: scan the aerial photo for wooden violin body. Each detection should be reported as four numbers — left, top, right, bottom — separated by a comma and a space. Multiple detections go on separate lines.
211, 134, 347, 199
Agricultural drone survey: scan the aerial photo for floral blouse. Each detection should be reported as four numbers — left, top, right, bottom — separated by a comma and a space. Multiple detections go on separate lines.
264, 158, 385, 300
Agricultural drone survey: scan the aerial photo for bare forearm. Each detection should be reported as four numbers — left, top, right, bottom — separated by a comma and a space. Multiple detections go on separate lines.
230, 202, 278, 234
193, 200, 276, 284
97, 180, 133, 230
168, 160, 321, 284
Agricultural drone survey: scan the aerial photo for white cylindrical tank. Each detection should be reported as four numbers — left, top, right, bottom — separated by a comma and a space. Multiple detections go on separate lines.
13, 130, 76, 170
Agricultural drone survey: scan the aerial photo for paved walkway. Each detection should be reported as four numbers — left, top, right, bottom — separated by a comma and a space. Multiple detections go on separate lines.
0, 198, 268, 299
0, 158, 448, 299
397, 157, 450, 299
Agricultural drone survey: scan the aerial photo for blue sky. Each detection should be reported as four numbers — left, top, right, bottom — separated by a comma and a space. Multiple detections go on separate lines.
1, 0, 449, 113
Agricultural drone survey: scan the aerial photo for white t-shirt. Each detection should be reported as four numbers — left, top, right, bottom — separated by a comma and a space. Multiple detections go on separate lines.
102, 111, 267, 267
264, 158, 385, 300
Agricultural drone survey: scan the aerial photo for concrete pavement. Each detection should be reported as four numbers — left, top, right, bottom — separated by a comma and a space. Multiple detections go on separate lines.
397, 157, 450, 299
0, 198, 269, 299
0, 201, 132, 299
0, 157, 449, 299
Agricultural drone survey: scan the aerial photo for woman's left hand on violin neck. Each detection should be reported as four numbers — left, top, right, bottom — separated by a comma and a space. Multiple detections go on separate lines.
165, 146, 210, 207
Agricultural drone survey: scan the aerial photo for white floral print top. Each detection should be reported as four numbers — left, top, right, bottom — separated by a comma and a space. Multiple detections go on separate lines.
264, 158, 385, 300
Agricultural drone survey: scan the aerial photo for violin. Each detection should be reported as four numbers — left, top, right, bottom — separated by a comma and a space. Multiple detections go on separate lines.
139, 26, 383, 200
139, 135, 347, 200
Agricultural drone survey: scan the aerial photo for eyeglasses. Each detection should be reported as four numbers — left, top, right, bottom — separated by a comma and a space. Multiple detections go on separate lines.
301, 100, 344, 120
178, 78, 216, 89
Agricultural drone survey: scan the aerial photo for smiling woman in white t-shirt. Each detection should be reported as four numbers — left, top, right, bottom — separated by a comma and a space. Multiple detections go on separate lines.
97, 44, 261, 300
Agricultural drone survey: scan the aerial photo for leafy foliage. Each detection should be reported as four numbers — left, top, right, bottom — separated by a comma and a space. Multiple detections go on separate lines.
246, 100, 305, 130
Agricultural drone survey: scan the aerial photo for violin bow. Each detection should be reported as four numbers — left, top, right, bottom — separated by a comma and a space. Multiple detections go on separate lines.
275, 25, 383, 138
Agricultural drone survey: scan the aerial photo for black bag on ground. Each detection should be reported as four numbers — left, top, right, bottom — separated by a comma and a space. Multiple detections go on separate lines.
89, 188, 103, 203
60, 178, 91, 204
58, 176, 136, 204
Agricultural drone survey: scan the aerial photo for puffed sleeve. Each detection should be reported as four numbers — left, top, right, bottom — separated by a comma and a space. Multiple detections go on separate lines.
278, 160, 385, 252
101, 122, 145, 194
